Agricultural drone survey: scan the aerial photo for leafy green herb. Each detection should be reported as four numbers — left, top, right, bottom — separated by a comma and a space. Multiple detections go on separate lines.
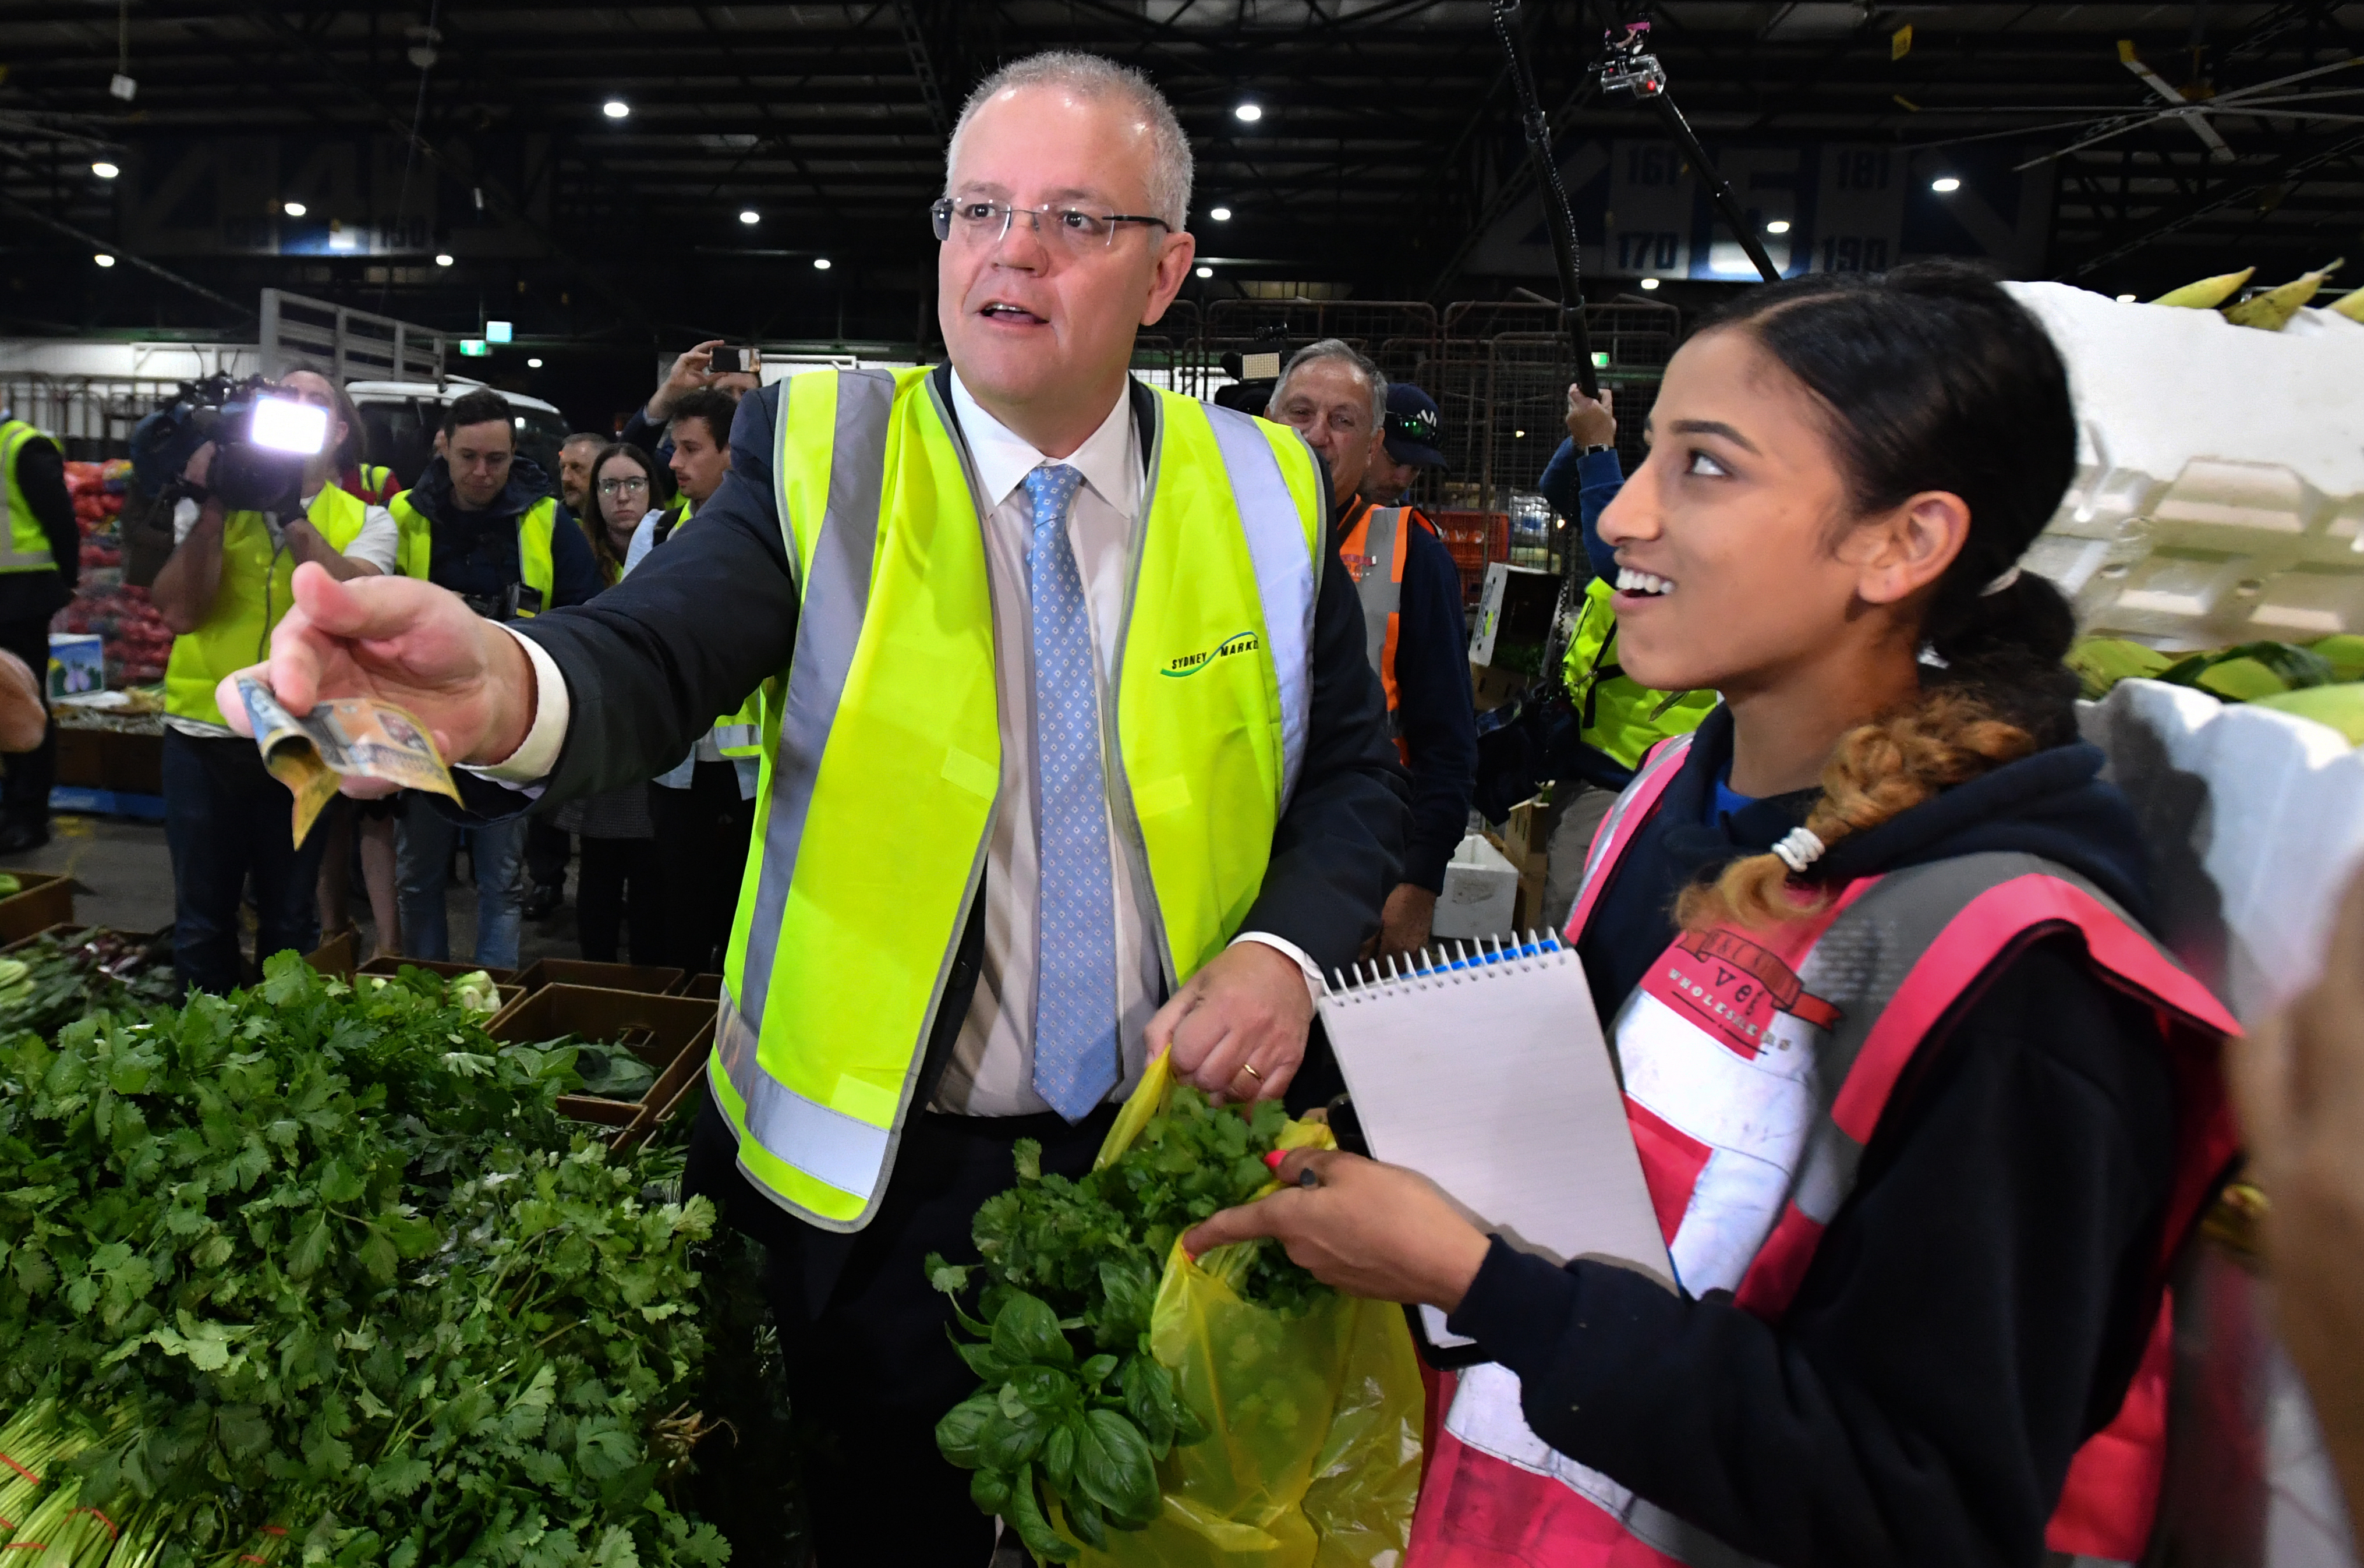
0, 951, 732, 1567
928, 1086, 1320, 1563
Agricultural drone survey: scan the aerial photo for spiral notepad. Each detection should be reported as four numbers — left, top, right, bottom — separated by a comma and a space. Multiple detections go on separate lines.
1318, 934, 1673, 1356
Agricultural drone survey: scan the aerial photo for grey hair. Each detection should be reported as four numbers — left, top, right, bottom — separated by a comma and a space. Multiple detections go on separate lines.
946, 51, 1194, 232
1269, 338, 1386, 430
561, 431, 605, 451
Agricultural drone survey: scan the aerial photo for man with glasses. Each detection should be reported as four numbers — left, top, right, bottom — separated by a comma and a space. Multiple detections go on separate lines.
384, 390, 600, 969
225, 51, 1404, 1558
1270, 348, 1476, 962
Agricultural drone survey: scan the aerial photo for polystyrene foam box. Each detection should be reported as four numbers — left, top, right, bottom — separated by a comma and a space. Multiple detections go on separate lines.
1434, 833, 1520, 941
2003, 282, 2364, 649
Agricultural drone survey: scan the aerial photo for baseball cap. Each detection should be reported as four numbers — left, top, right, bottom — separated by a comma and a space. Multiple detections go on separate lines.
1383, 383, 1449, 469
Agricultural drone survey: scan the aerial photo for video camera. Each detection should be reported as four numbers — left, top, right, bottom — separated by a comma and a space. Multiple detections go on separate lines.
130, 374, 331, 513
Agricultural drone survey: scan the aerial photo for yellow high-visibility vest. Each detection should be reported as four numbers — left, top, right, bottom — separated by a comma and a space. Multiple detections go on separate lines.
710, 368, 1325, 1229
1560, 576, 1715, 775
164, 486, 369, 727
0, 419, 61, 575
390, 490, 557, 613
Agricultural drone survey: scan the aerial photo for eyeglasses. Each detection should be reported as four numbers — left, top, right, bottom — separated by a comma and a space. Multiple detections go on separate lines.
597, 475, 649, 495
930, 197, 1170, 252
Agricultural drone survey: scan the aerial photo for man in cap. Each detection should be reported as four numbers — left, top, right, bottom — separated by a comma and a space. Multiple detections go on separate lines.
1271, 354, 1474, 959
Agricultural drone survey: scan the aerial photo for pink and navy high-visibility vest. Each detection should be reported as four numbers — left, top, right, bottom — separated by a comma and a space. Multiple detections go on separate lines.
1411, 734, 2239, 1568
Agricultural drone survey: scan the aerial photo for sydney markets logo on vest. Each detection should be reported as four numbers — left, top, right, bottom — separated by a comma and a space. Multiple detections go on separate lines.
1163, 629, 1261, 677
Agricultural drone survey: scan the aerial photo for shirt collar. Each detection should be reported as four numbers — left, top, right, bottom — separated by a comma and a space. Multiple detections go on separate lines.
949, 369, 1138, 519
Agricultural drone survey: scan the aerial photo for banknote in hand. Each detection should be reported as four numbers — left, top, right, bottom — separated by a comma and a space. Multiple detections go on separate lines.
235, 675, 463, 844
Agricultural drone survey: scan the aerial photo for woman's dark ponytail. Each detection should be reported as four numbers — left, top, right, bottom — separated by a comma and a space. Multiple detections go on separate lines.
1675, 261, 2086, 933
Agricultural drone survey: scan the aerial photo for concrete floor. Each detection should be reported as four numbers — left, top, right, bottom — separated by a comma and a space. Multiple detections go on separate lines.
1, 812, 590, 970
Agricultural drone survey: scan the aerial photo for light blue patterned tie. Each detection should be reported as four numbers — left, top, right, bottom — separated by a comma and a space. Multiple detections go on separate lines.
1024, 462, 1120, 1122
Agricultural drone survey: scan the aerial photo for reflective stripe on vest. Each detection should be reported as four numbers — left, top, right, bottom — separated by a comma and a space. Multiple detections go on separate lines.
164, 487, 370, 727
709, 369, 1323, 1231
1560, 577, 1714, 774
1338, 499, 1432, 763
390, 490, 558, 610
1425, 742, 2240, 1568
668, 492, 766, 758
0, 420, 59, 574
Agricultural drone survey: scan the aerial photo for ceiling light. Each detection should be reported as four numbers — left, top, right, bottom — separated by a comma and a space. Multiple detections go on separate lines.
527, 357, 544, 368
283, 201, 306, 218
1640, 277, 1661, 290
1765, 219, 1790, 235
1209, 206, 1232, 222
739, 209, 760, 225
2116, 293, 2137, 303
93, 253, 116, 268
1514, 429, 1526, 438
603, 99, 630, 119
1234, 102, 1262, 123
435, 252, 455, 267
1195, 266, 1213, 278
91, 161, 119, 179
1930, 176, 1961, 193
812, 257, 832, 271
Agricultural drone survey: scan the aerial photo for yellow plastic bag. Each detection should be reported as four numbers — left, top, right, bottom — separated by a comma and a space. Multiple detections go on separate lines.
1077, 1055, 1424, 1567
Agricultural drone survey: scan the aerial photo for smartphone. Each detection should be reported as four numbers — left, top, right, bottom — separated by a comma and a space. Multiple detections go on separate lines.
709, 345, 748, 375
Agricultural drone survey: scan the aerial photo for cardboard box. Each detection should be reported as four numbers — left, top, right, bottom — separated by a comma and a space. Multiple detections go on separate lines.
0, 870, 74, 944
511, 957, 687, 997
1432, 833, 1520, 941
46, 634, 104, 701
489, 985, 717, 1130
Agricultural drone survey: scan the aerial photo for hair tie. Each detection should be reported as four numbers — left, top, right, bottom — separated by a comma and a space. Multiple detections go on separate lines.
1771, 826, 1827, 876
1981, 565, 2022, 597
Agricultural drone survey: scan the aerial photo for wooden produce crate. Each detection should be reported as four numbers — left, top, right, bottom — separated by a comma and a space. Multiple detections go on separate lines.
611, 1026, 715, 1154
0, 871, 75, 943
674, 973, 724, 1000
511, 957, 686, 997
305, 929, 358, 978
488, 985, 717, 1131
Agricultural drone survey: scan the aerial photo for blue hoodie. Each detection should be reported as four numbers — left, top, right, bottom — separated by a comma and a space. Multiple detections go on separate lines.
1448, 706, 2179, 1568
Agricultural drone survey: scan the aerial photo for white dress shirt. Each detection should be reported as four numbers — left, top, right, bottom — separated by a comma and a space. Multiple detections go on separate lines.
477, 370, 1320, 1116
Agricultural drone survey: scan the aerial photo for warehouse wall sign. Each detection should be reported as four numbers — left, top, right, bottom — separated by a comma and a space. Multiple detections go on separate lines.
1469, 137, 2057, 281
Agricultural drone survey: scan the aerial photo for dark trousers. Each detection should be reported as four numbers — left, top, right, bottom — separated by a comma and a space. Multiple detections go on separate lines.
163, 728, 328, 993
0, 615, 55, 831
577, 836, 658, 964
525, 815, 571, 892
650, 764, 754, 976
685, 1090, 1118, 1566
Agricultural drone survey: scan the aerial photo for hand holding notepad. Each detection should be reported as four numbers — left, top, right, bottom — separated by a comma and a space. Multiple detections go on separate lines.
1317, 934, 1673, 1360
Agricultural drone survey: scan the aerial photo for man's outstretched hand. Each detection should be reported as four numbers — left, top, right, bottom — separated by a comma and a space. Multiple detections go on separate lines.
215, 562, 539, 792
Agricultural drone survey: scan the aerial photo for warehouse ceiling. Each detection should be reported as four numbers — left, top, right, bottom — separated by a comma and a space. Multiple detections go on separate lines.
1, 1, 2359, 352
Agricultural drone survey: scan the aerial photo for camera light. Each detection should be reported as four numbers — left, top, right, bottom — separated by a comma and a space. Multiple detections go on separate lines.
91, 161, 120, 179
93, 253, 116, 268
1930, 176, 1961, 193
284, 201, 306, 218
251, 397, 330, 456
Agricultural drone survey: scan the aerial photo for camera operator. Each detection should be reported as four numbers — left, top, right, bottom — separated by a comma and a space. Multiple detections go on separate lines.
0, 409, 81, 854
387, 389, 599, 968
151, 370, 400, 993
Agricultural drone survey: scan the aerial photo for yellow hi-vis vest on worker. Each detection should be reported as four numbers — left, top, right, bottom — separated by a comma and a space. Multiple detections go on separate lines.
664, 493, 765, 759
0, 419, 61, 576
164, 487, 369, 727
1336, 495, 1438, 765
710, 367, 1326, 1230
1559, 576, 1715, 776
388, 489, 558, 613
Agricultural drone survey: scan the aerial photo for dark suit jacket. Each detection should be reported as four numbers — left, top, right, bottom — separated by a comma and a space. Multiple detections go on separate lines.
483, 366, 1409, 1279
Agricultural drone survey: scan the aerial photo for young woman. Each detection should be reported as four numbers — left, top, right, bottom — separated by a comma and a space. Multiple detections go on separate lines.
550, 442, 666, 963
1186, 264, 2237, 1568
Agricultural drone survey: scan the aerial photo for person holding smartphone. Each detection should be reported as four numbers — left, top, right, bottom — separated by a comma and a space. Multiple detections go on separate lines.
620, 340, 760, 464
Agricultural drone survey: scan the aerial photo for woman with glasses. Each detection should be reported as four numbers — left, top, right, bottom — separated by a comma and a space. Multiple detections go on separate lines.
547, 442, 669, 964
